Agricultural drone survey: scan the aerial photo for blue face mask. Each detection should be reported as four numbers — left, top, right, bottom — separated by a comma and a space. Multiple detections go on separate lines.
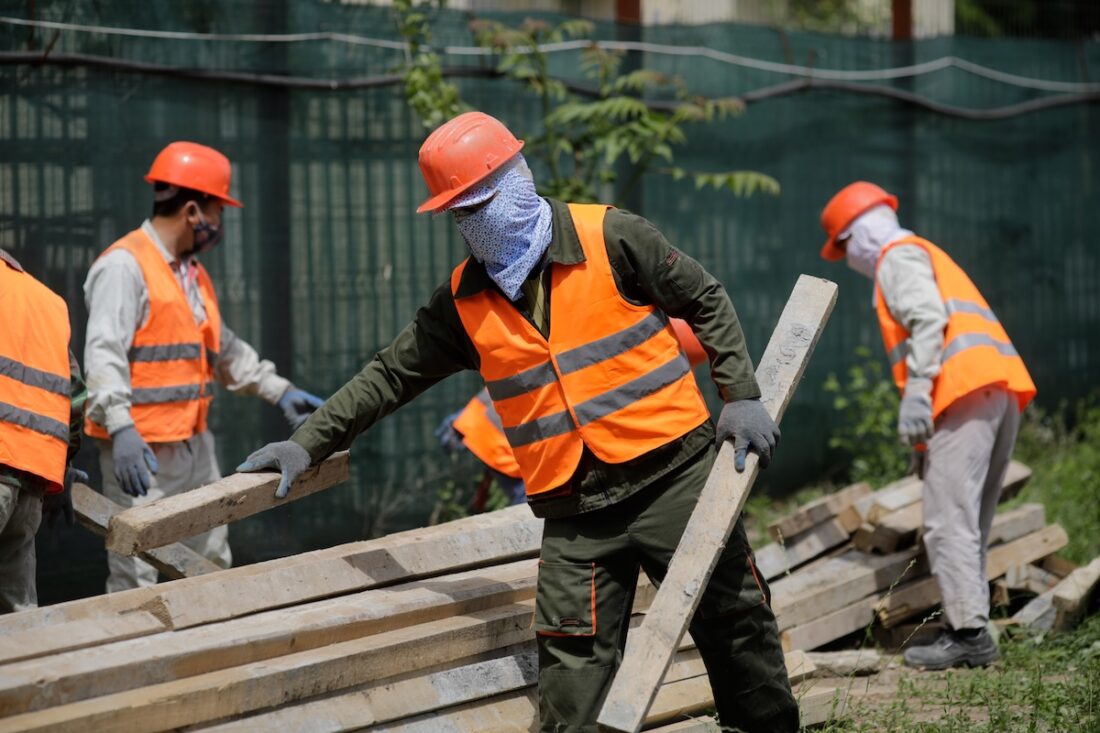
448, 156, 552, 301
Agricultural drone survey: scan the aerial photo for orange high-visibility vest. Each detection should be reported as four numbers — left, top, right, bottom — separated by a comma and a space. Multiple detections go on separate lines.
451, 203, 710, 498
85, 229, 222, 443
453, 390, 522, 479
0, 255, 71, 491
875, 236, 1036, 418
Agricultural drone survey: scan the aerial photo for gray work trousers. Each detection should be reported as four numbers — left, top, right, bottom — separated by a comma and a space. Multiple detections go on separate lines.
98, 430, 232, 593
923, 386, 1020, 630
0, 482, 43, 613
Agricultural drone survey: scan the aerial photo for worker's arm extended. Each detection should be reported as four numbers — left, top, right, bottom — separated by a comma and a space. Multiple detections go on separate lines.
603, 208, 761, 402
289, 282, 480, 463
214, 323, 290, 404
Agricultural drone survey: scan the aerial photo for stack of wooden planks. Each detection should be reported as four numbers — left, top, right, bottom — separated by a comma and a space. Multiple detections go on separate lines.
0, 456, 1077, 732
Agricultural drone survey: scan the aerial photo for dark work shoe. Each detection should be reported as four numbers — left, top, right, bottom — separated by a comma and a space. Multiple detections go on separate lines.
903, 627, 1000, 670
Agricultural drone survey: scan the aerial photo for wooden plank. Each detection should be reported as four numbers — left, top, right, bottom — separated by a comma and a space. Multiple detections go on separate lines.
866, 502, 924, 554
0, 560, 539, 713
0, 503, 543, 635
1003, 563, 1060, 595
780, 594, 879, 652
805, 649, 884, 677
877, 523, 1068, 627
771, 549, 922, 631
1051, 555, 1100, 631
647, 687, 849, 732
105, 451, 351, 555
0, 612, 165, 667
72, 482, 221, 580
865, 477, 922, 524
767, 482, 871, 541
0, 602, 537, 733
597, 274, 838, 733
1040, 554, 1078, 579
1012, 590, 1056, 634
754, 515, 854, 581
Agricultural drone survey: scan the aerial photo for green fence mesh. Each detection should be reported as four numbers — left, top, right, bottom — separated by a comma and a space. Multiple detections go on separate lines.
2, 1, 1097, 603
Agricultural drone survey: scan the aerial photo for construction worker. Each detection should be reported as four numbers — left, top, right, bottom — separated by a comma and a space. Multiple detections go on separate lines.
436, 319, 709, 509
239, 112, 798, 732
819, 182, 1036, 670
1, 249, 87, 613
84, 142, 324, 593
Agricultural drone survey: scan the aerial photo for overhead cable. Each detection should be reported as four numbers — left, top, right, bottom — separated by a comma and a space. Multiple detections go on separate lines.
1, 15, 1097, 93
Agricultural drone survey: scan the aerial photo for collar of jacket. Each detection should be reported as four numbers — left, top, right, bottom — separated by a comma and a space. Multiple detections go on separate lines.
453, 198, 587, 299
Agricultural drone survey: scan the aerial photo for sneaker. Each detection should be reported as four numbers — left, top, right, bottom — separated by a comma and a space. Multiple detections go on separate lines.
902, 627, 1000, 670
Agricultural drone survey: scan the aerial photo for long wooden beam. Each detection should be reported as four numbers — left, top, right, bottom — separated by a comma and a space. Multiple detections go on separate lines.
72, 482, 221, 579
105, 451, 351, 555
597, 274, 838, 733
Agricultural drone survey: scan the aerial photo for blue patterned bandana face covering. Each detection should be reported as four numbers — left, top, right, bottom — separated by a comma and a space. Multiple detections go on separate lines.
448, 155, 552, 302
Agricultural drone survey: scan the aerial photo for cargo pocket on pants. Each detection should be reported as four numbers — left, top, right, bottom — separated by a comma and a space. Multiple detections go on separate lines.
535, 560, 598, 637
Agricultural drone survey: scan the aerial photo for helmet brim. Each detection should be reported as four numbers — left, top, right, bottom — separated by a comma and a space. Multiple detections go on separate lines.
416, 140, 524, 214
144, 174, 244, 208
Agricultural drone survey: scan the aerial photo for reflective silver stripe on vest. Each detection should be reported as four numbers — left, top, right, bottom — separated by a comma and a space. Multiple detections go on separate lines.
555, 312, 668, 376
944, 299, 999, 323
888, 341, 909, 367
942, 333, 1019, 362
131, 384, 203, 405
128, 343, 202, 362
503, 410, 576, 448
476, 390, 505, 432
0, 400, 68, 441
0, 355, 70, 396
486, 362, 559, 402
202, 381, 217, 398
573, 353, 692, 426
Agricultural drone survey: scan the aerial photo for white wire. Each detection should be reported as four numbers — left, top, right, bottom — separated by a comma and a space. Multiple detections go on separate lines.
2, 15, 1097, 93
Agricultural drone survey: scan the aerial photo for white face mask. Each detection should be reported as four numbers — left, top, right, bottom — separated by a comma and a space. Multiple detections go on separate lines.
841, 205, 911, 279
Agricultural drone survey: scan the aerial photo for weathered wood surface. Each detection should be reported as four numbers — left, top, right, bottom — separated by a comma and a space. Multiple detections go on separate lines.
780, 594, 879, 652
597, 275, 838, 733
106, 451, 351, 555
0, 612, 165, 667
0, 503, 542, 635
755, 515, 859, 581
645, 686, 849, 732
72, 482, 221, 579
866, 502, 924, 554
877, 522, 1067, 627
0, 560, 539, 713
1051, 555, 1100, 631
0, 602, 537, 733
767, 482, 871, 541
805, 649, 884, 677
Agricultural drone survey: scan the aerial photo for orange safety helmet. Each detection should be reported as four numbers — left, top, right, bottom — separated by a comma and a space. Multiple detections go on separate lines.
145, 141, 243, 208
416, 112, 524, 214
819, 181, 897, 261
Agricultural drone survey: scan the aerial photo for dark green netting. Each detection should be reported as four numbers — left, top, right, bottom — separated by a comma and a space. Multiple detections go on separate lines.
1, 1, 1096, 603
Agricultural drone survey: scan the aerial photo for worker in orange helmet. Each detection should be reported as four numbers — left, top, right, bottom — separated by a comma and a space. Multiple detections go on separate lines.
436, 318, 710, 510
240, 112, 796, 732
83, 142, 324, 593
819, 182, 1036, 670
0, 250, 88, 613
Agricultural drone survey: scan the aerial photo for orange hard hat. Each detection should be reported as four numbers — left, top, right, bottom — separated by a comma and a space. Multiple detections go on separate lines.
145, 141, 243, 208
819, 181, 897, 261
670, 318, 707, 368
416, 112, 524, 214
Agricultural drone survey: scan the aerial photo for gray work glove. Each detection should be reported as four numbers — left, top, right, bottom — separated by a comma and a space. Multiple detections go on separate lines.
277, 387, 325, 431
43, 467, 86, 529
715, 398, 781, 472
898, 377, 934, 446
111, 426, 158, 497
236, 441, 312, 499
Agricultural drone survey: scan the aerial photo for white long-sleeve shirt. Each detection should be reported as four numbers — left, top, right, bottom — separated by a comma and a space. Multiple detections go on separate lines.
875, 243, 948, 382
83, 220, 290, 436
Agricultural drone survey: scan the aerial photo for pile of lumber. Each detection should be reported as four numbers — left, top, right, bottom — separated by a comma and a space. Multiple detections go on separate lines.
0, 456, 1080, 732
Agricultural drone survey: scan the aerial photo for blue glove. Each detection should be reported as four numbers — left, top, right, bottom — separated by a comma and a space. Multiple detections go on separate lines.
434, 409, 467, 454
237, 441, 312, 499
277, 387, 324, 431
715, 398, 781, 472
111, 426, 158, 497
44, 467, 87, 529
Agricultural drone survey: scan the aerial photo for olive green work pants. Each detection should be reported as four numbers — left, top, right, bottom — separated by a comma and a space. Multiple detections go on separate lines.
535, 445, 798, 733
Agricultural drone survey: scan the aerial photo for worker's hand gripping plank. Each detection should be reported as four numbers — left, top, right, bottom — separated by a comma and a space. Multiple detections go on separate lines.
597, 275, 838, 733
104, 451, 350, 556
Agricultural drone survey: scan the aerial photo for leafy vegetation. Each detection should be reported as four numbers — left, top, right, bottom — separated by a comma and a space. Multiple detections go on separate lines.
823, 346, 908, 487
